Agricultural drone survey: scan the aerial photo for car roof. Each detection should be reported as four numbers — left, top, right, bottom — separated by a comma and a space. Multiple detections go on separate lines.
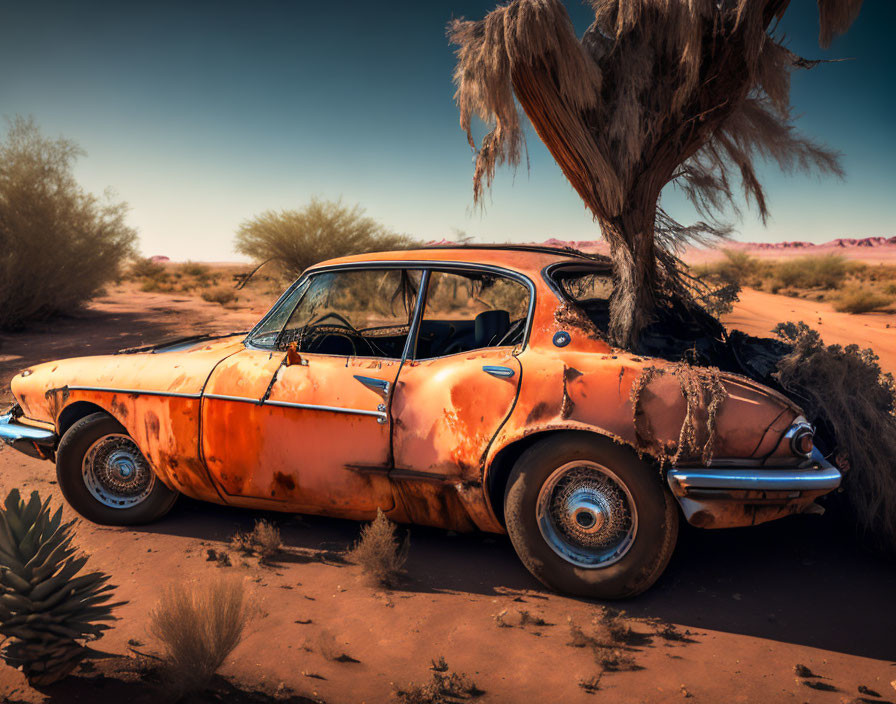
310, 244, 611, 276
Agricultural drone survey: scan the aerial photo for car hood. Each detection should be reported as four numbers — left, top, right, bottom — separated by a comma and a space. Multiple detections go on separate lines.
11, 334, 247, 423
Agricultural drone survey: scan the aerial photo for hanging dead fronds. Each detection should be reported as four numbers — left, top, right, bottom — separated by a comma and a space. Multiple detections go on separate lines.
630, 362, 728, 466
773, 322, 896, 551
449, 0, 863, 348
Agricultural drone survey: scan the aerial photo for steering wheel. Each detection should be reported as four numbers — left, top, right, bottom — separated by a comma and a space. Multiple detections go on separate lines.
310, 311, 360, 333
298, 324, 361, 356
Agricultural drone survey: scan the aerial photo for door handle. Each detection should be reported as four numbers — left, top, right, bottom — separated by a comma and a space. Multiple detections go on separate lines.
353, 375, 390, 394
482, 365, 515, 379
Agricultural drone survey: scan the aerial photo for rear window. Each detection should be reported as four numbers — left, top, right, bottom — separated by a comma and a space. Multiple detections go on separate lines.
551, 266, 614, 332
555, 270, 614, 302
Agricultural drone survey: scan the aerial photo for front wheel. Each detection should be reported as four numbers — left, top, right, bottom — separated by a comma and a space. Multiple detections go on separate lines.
56, 412, 178, 525
504, 434, 678, 599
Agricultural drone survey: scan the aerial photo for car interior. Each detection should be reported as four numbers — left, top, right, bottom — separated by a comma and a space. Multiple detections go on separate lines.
266, 268, 529, 359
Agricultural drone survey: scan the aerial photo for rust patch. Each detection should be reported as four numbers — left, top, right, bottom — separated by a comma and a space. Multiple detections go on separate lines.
144, 410, 161, 439
273, 472, 297, 492
110, 396, 130, 420
560, 366, 579, 420
525, 401, 553, 424
554, 303, 603, 341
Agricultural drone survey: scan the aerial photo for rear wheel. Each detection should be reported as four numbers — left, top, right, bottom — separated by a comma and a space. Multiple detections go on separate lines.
56, 412, 178, 525
504, 434, 678, 599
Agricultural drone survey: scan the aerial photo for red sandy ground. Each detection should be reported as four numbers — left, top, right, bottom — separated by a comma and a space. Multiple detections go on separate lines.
0, 284, 894, 703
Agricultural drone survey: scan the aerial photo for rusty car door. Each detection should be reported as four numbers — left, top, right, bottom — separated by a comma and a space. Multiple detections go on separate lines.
200, 267, 422, 518
390, 268, 530, 488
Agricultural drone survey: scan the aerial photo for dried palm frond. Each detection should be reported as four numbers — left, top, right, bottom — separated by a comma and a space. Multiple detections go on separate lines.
450, 0, 863, 347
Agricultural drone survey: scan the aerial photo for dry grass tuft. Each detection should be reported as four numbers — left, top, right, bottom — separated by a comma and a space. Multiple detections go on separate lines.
201, 286, 237, 306
230, 519, 281, 563
566, 611, 646, 687
148, 576, 255, 697
348, 509, 409, 587
774, 322, 896, 551
833, 287, 893, 314
394, 661, 484, 704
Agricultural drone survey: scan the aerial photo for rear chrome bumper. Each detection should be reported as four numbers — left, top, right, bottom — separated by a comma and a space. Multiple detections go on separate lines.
666, 465, 842, 494
0, 411, 57, 460
666, 450, 842, 529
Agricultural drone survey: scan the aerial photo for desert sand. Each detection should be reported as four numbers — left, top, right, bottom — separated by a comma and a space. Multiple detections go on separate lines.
0, 282, 893, 703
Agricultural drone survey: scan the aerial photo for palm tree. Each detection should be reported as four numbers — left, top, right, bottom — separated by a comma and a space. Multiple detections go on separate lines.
449, 0, 862, 348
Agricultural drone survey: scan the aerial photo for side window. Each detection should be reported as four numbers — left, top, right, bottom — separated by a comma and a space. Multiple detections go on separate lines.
553, 267, 614, 332
276, 268, 421, 359
415, 270, 529, 359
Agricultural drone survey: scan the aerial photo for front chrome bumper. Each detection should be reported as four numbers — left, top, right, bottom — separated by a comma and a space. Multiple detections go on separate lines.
0, 410, 57, 460
666, 450, 842, 529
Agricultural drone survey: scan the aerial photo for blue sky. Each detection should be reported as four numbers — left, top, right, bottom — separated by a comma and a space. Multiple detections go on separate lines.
2, 1, 893, 260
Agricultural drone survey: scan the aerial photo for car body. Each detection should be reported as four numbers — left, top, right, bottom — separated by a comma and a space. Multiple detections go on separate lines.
1, 246, 842, 597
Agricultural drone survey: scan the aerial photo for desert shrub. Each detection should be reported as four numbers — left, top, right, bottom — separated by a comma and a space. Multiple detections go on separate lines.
833, 287, 893, 314
774, 322, 896, 551
775, 255, 849, 290
179, 261, 210, 277
692, 249, 762, 287
0, 116, 137, 329
235, 198, 417, 279
348, 508, 409, 587
201, 286, 237, 306
129, 257, 166, 280
148, 576, 255, 697
230, 519, 281, 562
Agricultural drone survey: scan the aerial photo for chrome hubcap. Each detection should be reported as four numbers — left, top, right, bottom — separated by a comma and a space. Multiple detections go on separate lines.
82, 434, 155, 509
536, 461, 637, 568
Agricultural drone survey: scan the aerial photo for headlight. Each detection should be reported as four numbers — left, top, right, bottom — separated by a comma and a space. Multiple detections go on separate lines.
786, 418, 814, 458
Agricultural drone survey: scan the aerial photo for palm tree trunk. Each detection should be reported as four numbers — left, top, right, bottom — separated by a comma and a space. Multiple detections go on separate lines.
598, 203, 658, 350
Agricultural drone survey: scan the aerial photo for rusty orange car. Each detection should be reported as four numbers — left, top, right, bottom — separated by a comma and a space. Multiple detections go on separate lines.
1, 246, 842, 598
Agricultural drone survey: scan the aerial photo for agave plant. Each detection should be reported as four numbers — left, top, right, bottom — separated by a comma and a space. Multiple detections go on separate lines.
0, 489, 123, 686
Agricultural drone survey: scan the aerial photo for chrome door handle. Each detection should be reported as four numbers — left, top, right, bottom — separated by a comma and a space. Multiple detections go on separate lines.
353, 375, 390, 394
482, 365, 515, 379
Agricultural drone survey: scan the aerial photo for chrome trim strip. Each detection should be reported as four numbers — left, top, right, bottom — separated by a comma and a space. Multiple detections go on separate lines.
203, 393, 386, 420
667, 466, 842, 494
202, 393, 261, 404
65, 386, 201, 399
264, 399, 385, 418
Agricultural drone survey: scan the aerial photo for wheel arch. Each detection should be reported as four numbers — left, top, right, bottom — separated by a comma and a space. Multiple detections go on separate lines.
484, 427, 649, 528
57, 401, 115, 438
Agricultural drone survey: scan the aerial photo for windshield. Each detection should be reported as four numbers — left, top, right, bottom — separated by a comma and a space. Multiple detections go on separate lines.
244, 278, 310, 349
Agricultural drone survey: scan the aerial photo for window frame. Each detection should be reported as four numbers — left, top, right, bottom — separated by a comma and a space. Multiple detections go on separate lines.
244, 261, 537, 361
542, 261, 615, 304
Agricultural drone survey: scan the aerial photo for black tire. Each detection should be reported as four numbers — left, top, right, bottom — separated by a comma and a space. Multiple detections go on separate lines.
56, 412, 178, 525
504, 434, 678, 599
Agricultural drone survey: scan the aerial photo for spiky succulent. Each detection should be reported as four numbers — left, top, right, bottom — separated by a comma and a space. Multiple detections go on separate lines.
0, 489, 123, 686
